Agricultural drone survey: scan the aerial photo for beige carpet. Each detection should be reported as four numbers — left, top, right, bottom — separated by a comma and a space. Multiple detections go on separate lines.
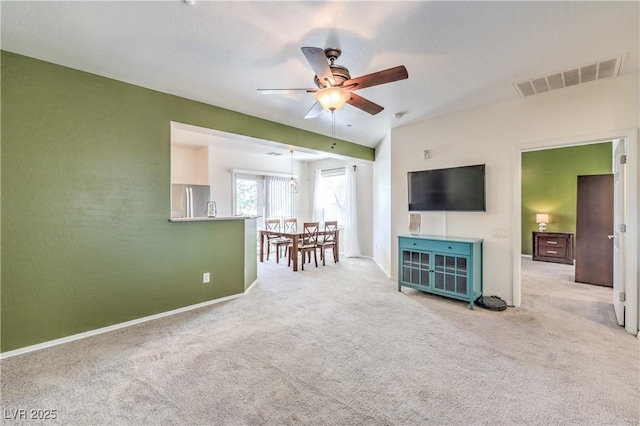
1, 256, 638, 425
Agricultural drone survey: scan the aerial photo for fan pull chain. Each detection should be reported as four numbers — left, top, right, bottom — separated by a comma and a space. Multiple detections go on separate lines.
332, 111, 335, 137
331, 111, 337, 149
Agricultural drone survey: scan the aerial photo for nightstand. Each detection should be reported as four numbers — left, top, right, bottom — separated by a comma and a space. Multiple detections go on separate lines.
532, 232, 574, 265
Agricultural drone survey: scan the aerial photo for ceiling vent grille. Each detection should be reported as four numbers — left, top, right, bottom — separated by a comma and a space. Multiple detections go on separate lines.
513, 55, 623, 98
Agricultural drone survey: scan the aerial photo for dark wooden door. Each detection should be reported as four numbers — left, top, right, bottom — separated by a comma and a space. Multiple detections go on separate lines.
575, 174, 614, 287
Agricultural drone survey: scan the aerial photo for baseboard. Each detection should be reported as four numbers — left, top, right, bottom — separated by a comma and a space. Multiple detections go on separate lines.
366, 256, 391, 279
521, 254, 533, 259
0, 287, 254, 360
245, 279, 258, 293
341, 255, 391, 279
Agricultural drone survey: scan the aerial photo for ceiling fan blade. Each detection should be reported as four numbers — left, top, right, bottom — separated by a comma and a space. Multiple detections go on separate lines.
343, 65, 408, 91
301, 47, 334, 87
347, 92, 384, 115
257, 88, 314, 94
304, 102, 323, 119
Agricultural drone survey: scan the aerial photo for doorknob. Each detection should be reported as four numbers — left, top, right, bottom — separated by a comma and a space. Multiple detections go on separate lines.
608, 234, 615, 240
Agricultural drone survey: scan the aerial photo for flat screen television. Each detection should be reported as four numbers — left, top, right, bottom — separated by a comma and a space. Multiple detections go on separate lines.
408, 164, 486, 211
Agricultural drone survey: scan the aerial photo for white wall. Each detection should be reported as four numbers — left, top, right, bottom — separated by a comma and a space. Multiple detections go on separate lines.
171, 145, 209, 185
385, 72, 639, 304
373, 133, 391, 276
207, 147, 310, 220
307, 158, 374, 257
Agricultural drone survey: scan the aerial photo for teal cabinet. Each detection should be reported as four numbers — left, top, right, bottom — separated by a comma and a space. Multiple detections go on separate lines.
398, 235, 483, 309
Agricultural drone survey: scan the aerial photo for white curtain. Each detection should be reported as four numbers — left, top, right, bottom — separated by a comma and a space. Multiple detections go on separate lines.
312, 169, 324, 223
343, 165, 360, 257
313, 165, 359, 258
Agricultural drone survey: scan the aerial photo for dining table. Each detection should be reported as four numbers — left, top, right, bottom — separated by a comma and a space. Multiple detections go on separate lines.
259, 229, 339, 271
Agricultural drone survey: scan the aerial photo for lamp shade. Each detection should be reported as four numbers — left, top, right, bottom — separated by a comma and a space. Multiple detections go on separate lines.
288, 177, 299, 193
288, 150, 299, 193
535, 214, 549, 223
314, 87, 351, 112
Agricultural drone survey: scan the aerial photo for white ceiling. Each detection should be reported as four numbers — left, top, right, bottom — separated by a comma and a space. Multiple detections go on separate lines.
2, 1, 638, 150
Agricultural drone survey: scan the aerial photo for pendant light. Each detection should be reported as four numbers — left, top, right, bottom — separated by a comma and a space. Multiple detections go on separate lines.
288, 150, 299, 193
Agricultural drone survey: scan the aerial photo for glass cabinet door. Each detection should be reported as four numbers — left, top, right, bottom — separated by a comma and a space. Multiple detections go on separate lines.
401, 250, 431, 288
433, 254, 468, 295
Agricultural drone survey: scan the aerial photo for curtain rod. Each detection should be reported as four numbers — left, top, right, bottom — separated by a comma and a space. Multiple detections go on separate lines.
318, 165, 357, 173
322, 167, 345, 173
231, 168, 295, 179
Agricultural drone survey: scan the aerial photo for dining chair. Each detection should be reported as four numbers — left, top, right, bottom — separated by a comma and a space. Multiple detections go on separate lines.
265, 218, 287, 262
317, 221, 338, 266
273, 218, 298, 263
288, 221, 319, 270
283, 218, 297, 233
283, 217, 298, 257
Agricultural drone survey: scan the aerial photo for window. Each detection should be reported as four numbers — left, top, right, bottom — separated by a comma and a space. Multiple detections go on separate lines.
234, 174, 264, 217
233, 172, 295, 229
313, 165, 360, 258
315, 167, 346, 224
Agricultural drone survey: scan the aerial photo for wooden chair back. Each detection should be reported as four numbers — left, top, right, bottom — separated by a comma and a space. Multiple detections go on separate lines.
288, 222, 320, 270
301, 222, 319, 246
265, 218, 281, 234
323, 221, 338, 244
317, 221, 338, 266
283, 218, 297, 233
265, 219, 286, 262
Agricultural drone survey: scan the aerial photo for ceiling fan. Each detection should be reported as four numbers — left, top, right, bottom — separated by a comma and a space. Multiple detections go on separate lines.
258, 47, 408, 119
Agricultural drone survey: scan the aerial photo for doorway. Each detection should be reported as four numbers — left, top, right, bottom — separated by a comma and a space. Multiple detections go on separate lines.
522, 144, 613, 289
512, 129, 638, 336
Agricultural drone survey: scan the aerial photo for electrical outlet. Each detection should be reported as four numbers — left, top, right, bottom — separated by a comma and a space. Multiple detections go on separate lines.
423, 149, 431, 159
203, 272, 210, 283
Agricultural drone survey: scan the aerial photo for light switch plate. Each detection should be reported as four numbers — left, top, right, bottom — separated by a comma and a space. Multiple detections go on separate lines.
491, 228, 507, 238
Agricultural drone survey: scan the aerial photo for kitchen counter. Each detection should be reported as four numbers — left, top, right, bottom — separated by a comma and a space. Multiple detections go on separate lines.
169, 216, 259, 223
168, 215, 258, 292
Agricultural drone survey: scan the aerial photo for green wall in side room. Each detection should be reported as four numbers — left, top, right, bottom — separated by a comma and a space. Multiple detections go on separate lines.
521, 142, 612, 255
1, 51, 374, 353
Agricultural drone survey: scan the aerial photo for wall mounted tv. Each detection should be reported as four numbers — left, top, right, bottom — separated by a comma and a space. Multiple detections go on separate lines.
408, 164, 486, 212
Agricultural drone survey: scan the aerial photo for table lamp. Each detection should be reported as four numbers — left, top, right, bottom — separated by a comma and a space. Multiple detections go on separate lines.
536, 213, 549, 232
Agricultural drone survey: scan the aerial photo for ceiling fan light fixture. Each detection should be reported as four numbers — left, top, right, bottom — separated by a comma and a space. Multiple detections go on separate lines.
315, 87, 351, 112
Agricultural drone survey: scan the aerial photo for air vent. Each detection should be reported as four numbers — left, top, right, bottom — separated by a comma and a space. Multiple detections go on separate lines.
266, 152, 282, 156
513, 55, 623, 98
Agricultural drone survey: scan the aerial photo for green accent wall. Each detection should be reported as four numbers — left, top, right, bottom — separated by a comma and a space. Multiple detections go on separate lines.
521, 143, 612, 255
244, 219, 258, 291
1, 51, 374, 352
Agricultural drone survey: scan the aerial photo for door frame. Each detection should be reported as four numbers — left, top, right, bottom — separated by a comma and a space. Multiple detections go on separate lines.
511, 128, 638, 336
